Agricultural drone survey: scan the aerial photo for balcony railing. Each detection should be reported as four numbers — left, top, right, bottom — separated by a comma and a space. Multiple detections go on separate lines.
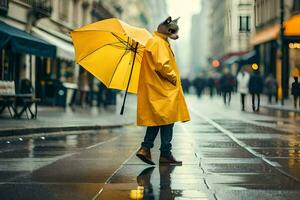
20, 0, 52, 17
0, 0, 9, 15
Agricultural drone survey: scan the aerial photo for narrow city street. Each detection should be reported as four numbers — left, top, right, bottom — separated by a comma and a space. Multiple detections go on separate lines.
1, 0, 300, 199
0, 95, 299, 200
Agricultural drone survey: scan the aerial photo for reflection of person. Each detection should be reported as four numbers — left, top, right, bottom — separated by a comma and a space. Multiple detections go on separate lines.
236, 68, 250, 111
136, 166, 181, 199
158, 165, 176, 200
136, 167, 155, 199
249, 69, 263, 112
291, 77, 300, 108
136, 16, 190, 166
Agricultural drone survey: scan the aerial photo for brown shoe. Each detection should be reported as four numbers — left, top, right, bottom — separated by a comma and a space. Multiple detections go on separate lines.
136, 147, 155, 165
159, 154, 182, 165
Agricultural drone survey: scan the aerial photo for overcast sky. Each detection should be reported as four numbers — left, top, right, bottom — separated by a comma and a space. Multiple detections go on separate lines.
166, 0, 202, 76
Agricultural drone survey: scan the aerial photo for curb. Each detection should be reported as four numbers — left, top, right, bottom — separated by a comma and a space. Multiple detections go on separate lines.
261, 105, 300, 113
0, 123, 134, 137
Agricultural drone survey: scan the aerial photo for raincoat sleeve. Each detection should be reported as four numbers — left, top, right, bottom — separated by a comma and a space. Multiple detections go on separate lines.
146, 39, 177, 85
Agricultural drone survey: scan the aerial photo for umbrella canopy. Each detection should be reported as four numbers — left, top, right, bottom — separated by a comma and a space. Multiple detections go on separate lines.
70, 18, 152, 94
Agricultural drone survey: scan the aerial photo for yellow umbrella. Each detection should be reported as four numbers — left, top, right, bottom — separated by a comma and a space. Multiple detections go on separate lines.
70, 18, 152, 114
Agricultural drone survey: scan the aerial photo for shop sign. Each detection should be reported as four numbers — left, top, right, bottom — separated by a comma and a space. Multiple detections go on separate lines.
289, 43, 300, 49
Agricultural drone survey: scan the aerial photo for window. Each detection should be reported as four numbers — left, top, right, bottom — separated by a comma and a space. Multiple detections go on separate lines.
59, 0, 69, 22
0, 0, 9, 16
293, 0, 300, 12
239, 16, 251, 32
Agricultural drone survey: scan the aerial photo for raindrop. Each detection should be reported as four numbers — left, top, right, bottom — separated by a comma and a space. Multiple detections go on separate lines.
6, 141, 10, 144
19, 138, 23, 141
40, 136, 45, 140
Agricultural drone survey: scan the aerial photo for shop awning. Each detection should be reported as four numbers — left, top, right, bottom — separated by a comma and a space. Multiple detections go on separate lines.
32, 28, 75, 60
250, 24, 280, 46
0, 21, 56, 57
239, 50, 257, 65
223, 55, 240, 65
251, 14, 300, 46
285, 14, 300, 36
219, 51, 247, 63
220, 51, 247, 66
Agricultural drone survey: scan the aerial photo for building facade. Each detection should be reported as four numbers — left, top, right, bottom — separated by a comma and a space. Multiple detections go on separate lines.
251, 0, 300, 98
0, 0, 158, 106
208, 0, 225, 60
224, 0, 254, 54
207, 0, 255, 74
190, 0, 210, 74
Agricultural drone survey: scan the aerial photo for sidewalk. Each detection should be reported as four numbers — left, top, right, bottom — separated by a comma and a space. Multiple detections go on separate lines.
0, 95, 137, 136
260, 96, 300, 113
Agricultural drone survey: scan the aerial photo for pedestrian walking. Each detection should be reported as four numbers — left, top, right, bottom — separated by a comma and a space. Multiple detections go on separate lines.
214, 75, 222, 96
136, 17, 190, 165
206, 76, 215, 97
193, 75, 206, 98
249, 69, 263, 112
220, 69, 235, 106
264, 74, 278, 104
78, 70, 90, 108
181, 78, 191, 94
291, 77, 300, 108
236, 67, 250, 111
97, 81, 107, 108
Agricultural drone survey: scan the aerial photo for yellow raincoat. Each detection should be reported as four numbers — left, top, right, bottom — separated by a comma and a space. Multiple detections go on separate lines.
137, 32, 190, 126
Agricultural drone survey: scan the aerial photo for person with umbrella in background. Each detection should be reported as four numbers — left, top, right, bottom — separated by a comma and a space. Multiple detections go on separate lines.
135, 17, 190, 165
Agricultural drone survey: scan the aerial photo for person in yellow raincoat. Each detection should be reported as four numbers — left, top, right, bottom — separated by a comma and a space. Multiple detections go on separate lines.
136, 17, 190, 165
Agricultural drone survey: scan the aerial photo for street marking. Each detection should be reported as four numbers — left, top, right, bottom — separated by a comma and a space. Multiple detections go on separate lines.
190, 109, 300, 183
85, 136, 119, 149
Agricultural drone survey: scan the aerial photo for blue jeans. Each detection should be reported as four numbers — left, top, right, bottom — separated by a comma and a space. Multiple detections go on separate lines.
141, 124, 174, 156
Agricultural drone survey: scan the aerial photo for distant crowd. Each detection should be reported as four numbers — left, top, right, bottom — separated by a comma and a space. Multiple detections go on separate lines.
181, 68, 300, 111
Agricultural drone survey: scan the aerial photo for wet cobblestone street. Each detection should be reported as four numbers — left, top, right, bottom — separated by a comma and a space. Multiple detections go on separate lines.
0, 95, 300, 200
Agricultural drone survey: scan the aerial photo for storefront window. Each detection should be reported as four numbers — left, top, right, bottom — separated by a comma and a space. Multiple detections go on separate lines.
289, 43, 300, 77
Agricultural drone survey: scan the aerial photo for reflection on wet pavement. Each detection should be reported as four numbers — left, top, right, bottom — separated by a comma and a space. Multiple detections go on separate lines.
1, 96, 300, 199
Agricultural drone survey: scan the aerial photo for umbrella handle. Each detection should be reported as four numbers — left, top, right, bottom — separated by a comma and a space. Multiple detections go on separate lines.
120, 42, 139, 115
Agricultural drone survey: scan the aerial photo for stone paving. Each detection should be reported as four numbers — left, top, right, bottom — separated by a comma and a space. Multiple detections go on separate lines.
0, 95, 299, 199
